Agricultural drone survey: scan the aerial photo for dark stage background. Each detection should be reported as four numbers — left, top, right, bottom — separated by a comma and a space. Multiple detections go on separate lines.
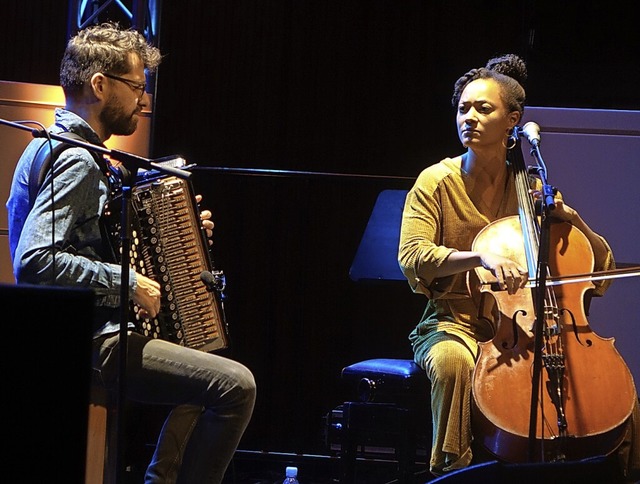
1, 1, 639, 457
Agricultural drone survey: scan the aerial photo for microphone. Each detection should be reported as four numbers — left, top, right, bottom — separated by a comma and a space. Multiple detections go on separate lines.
200, 270, 226, 295
200, 271, 217, 291
520, 122, 541, 147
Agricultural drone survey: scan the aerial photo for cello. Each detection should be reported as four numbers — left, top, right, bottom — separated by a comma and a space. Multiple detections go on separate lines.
469, 131, 637, 463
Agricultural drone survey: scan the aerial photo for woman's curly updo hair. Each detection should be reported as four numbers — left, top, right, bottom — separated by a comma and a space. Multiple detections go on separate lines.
451, 53, 528, 118
60, 22, 162, 95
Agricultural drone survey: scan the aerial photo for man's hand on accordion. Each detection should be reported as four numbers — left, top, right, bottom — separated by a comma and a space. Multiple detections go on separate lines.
196, 194, 215, 246
133, 273, 162, 319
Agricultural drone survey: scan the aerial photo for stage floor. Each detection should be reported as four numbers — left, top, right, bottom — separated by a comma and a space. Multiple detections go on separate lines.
122, 450, 431, 483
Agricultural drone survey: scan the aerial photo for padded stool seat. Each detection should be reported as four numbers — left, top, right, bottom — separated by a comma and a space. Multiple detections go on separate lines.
339, 358, 430, 483
342, 358, 427, 405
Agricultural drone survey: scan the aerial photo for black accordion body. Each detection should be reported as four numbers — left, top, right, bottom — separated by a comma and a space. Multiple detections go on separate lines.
106, 162, 229, 353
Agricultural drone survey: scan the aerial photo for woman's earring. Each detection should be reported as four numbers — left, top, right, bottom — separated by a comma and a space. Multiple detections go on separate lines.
503, 130, 517, 149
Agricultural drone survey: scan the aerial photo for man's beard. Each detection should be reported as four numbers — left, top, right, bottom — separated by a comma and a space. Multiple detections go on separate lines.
101, 99, 138, 137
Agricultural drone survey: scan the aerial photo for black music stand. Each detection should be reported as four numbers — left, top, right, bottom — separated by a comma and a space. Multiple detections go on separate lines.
349, 189, 408, 282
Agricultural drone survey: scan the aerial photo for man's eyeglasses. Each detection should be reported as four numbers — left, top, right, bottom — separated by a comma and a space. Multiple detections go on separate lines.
102, 73, 147, 97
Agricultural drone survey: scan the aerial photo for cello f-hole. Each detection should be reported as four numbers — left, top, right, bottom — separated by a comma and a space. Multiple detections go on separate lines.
560, 308, 592, 347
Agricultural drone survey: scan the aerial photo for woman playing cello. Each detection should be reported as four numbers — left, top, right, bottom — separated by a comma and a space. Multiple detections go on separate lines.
398, 53, 639, 480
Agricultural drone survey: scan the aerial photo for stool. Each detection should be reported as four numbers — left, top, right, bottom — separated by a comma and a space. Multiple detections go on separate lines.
339, 358, 431, 483
85, 383, 117, 484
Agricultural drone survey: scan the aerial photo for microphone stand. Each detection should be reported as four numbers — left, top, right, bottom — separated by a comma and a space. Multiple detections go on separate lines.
91, 150, 191, 483
1, 117, 191, 480
521, 132, 562, 462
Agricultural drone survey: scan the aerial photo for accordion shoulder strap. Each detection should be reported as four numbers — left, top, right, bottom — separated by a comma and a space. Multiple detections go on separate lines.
28, 132, 106, 209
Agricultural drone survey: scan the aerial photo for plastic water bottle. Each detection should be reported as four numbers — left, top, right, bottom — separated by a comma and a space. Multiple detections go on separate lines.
283, 466, 299, 484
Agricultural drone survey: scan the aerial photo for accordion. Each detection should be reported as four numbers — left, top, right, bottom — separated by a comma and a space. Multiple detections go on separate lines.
106, 162, 229, 353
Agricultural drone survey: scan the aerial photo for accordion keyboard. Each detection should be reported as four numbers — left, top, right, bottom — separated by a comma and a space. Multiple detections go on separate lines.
128, 175, 228, 352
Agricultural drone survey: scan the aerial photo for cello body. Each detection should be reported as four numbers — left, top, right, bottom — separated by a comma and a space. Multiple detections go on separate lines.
471, 215, 637, 463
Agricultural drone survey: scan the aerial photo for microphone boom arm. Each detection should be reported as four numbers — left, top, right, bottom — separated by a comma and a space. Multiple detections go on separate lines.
0, 116, 191, 181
